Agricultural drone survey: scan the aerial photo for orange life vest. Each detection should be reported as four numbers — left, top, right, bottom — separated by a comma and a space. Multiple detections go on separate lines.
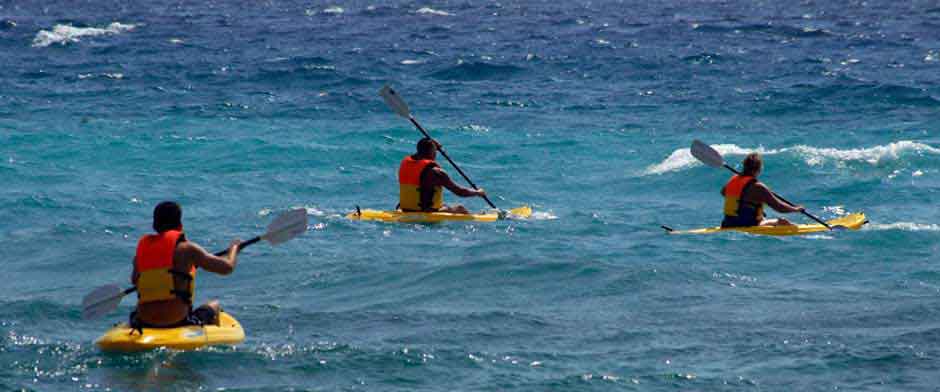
398, 156, 443, 211
134, 230, 196, 305
722, 175, 764, 227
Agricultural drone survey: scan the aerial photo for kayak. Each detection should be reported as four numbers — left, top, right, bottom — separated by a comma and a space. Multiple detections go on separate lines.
96, 311, 245, 352
347, 205, 532, 223
663, 213, 868, 236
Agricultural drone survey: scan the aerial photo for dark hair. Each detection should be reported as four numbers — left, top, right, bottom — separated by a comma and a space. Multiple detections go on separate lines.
416, 137, 436, 157
742, 153, 763, 176
153, 201, 182, 233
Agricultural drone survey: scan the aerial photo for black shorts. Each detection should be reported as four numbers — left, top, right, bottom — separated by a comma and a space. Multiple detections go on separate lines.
188, 304, 218, 326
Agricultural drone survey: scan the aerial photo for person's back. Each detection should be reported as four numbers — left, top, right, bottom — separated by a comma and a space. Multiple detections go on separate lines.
721, 153, 803, 227
399, 153, 444, 212
721, 173, 764, 227
132, 201, 240, 327
398, 138, 486, 214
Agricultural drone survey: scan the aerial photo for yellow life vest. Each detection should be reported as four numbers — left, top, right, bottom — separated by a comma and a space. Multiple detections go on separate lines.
134, 230, 196, 305
398, 156, 443, 211
722, 175, 764, 227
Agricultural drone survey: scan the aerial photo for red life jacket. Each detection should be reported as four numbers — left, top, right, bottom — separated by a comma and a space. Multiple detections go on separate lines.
398, 156, 443, 211
134, 230, 196, 305
722, 175, 764, 227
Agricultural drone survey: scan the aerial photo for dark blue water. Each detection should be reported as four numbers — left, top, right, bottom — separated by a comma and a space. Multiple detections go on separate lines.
2, 1, 940, 390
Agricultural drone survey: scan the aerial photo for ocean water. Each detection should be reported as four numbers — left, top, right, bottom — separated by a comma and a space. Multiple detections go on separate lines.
2, 0, 940, 390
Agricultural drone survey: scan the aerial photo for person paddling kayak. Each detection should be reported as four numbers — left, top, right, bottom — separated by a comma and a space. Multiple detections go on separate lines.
721, 153, 805, 227
129, 201, 241, 328
399, 137, 487, 214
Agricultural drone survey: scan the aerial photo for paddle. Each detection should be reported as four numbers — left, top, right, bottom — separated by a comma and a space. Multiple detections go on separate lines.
379, 85, 501, 211
690, 139, 844, 230
81, 208, 309, 320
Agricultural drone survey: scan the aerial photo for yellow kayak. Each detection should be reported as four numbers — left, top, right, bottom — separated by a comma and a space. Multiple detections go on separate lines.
347, 205, 532, 223
664, 213, 868, 236
96, 311, 245, 352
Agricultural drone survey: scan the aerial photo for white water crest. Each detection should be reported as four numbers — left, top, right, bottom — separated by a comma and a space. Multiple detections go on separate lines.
322, 6, 344, 14
644, 144, 778, 175
529, 210, 559, 220
297, 205, 326, 217
790, 141, 940, 166
416, 7, 452, 16
32, 22, 136, 47
644, 141, 940, 175
865, 222, 940, 232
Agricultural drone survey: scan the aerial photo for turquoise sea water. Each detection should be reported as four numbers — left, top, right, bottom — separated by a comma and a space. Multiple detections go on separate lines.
2, 1, 940, 390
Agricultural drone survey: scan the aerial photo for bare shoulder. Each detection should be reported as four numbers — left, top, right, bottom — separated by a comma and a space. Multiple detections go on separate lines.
431, 165, 450, 179
176, 241, 209, 259
750, 181, 774, 198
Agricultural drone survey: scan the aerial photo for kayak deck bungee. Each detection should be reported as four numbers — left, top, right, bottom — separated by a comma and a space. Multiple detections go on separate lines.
663, 213, 867, 236
96, 311, 245, 352
347, 205, 532, 223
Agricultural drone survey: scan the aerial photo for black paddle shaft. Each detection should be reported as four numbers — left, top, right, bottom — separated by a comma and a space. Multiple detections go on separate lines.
111, 235, 266, 304
407, 116, 498, 210
721, 164, 831, 229
212, 236, 260, 256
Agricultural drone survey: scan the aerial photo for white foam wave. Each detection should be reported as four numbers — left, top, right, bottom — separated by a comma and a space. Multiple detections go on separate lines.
401, 59, 425, 65
459, 124, 490, 133
645, 144, 778, 175
76, 72, 125, 80
322, 6, 345, 14
32, 22, 136, 47
416, 7, 452, 16
644, 141, 940, 175
530, 211, 558, 220
865, 222, 940, 232
791, 141, 940, 166
296, 206, 325, 217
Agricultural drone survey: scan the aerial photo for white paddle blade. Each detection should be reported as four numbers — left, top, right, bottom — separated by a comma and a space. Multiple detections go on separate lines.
82, 284, 127, 320
379, 85, 411, 118
263, 208, 308, 245
690, 139, 726, 168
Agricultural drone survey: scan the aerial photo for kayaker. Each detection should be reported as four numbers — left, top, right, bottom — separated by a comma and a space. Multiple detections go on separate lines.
721, 152, 804, 227
399, 137, 487, 214
129, 201, 241, 328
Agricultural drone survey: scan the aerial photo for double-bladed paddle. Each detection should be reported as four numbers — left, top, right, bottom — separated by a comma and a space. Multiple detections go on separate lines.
378, 85, 503, 210
81, 208, 309, 320
690, 139, 846, 230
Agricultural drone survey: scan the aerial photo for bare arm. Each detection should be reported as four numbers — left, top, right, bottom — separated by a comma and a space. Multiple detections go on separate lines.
131, 258, 139, 285
753, 182, 803, 213
180, 240, 241, 275
430, 167, 485, 198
